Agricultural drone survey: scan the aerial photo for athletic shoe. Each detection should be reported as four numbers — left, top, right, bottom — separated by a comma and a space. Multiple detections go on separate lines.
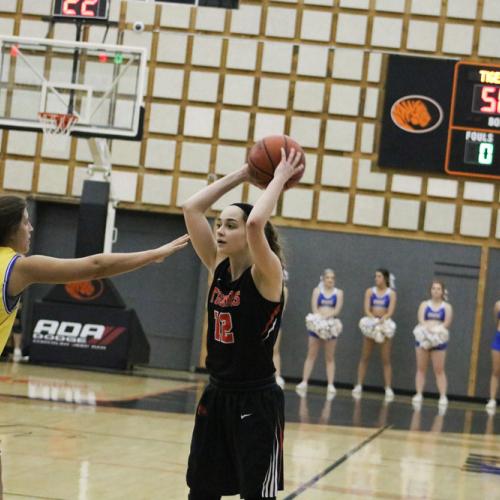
412, 393, 423, 404
296, 381, 307, 392
276, 376, 285, 389
352, 384, 362, 398
485, 399, 497, 411
438, 404, 447, 416
385, 387, 395, 401
13, 348, 22, 363
438, 395, 448, 406
327, 384, 336, 395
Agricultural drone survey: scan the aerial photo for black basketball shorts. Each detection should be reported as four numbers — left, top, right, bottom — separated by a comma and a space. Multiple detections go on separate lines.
186, 376, 284, 498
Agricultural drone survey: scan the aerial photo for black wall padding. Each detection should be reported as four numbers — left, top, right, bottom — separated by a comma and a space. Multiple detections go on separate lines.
75, 180, 109, 258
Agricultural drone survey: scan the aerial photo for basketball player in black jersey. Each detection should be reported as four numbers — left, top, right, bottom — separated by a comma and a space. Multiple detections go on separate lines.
183, 148, 304, 500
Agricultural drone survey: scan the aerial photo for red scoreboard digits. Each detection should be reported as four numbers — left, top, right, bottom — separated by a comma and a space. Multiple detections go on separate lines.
473, 86, 500, 114
53, 0, 109, 20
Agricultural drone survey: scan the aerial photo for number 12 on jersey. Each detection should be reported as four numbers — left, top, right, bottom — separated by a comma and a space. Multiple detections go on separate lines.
214, 311, 234, 344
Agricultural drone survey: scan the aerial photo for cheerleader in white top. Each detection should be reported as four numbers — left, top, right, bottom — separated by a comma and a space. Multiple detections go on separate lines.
353, 269, 397, 400
296, 269, 344, 398
412, 281, 453, 408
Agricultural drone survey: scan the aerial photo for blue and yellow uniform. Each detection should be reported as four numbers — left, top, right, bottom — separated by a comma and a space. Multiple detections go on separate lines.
0, 247, 21, 353
492, 309, 500, 352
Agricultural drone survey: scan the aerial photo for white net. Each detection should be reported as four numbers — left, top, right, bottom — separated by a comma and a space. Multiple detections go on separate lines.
38, 112, 78, 136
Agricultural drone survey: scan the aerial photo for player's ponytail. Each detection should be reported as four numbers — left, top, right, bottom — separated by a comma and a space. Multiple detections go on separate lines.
0, 195, 27, 246
264, 221, 285, 267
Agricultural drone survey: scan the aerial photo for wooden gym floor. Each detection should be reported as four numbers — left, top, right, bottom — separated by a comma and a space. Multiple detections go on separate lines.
0, 362, 498, 499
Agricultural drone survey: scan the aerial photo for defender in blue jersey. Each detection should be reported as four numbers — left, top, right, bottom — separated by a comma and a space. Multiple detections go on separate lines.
412, 281, 453, 408
183, 149, 304, 500
487, 300, 500, 412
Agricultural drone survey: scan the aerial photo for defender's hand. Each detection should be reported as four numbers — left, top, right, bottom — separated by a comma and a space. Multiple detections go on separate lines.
154, 234, 190, 263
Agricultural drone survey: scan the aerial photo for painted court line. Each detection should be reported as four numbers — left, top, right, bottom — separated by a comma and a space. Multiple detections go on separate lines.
284, 424, 391, 499
5, 493, 66, 500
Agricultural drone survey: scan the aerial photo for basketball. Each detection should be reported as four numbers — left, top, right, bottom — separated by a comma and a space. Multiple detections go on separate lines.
247, 135, 305, 189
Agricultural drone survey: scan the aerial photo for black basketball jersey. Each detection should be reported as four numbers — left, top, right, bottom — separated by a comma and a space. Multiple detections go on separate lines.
206, 258, 284, 382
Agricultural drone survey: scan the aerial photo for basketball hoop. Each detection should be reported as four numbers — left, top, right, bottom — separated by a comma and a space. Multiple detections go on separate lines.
38, 112, 78, 136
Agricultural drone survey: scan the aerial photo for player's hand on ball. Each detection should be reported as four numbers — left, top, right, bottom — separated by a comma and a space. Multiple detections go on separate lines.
274, 148, 305, 185
240, 163, 252, 182
241, 163, 268, 189
154, 234, 190, 263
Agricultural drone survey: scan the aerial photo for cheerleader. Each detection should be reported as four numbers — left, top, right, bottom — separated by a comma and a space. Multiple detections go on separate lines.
486, 300, 500, 412
412, 281, 453, 407
296, 269, 343, 398
353, 269, 397, 400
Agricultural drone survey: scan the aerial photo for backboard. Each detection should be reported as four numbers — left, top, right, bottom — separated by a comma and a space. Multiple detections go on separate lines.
0, 36, 147, 140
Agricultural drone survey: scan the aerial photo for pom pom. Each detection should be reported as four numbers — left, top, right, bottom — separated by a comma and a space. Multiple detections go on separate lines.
306, 313, 342, 340
359, 317, 396, 342
413, 323, 449, 349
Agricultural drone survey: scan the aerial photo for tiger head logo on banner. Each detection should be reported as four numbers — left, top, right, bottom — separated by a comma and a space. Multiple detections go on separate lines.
391, 95, 443, 134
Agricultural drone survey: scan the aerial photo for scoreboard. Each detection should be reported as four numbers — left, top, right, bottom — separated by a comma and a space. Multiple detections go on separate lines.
445, 61, 500, 180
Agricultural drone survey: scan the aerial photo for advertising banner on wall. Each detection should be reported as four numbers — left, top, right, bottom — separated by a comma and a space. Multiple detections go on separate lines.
29, 279, 149, 370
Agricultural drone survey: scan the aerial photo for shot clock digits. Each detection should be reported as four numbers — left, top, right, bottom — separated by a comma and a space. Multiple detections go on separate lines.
52, 0, 109, 20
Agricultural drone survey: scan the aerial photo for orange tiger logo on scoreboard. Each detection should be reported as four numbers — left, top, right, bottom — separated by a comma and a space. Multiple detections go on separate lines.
390, 95, 443, 134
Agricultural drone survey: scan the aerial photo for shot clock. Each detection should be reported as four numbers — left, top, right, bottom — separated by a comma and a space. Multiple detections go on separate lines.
52, 0, 109, 20
445, 61, 500, 180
